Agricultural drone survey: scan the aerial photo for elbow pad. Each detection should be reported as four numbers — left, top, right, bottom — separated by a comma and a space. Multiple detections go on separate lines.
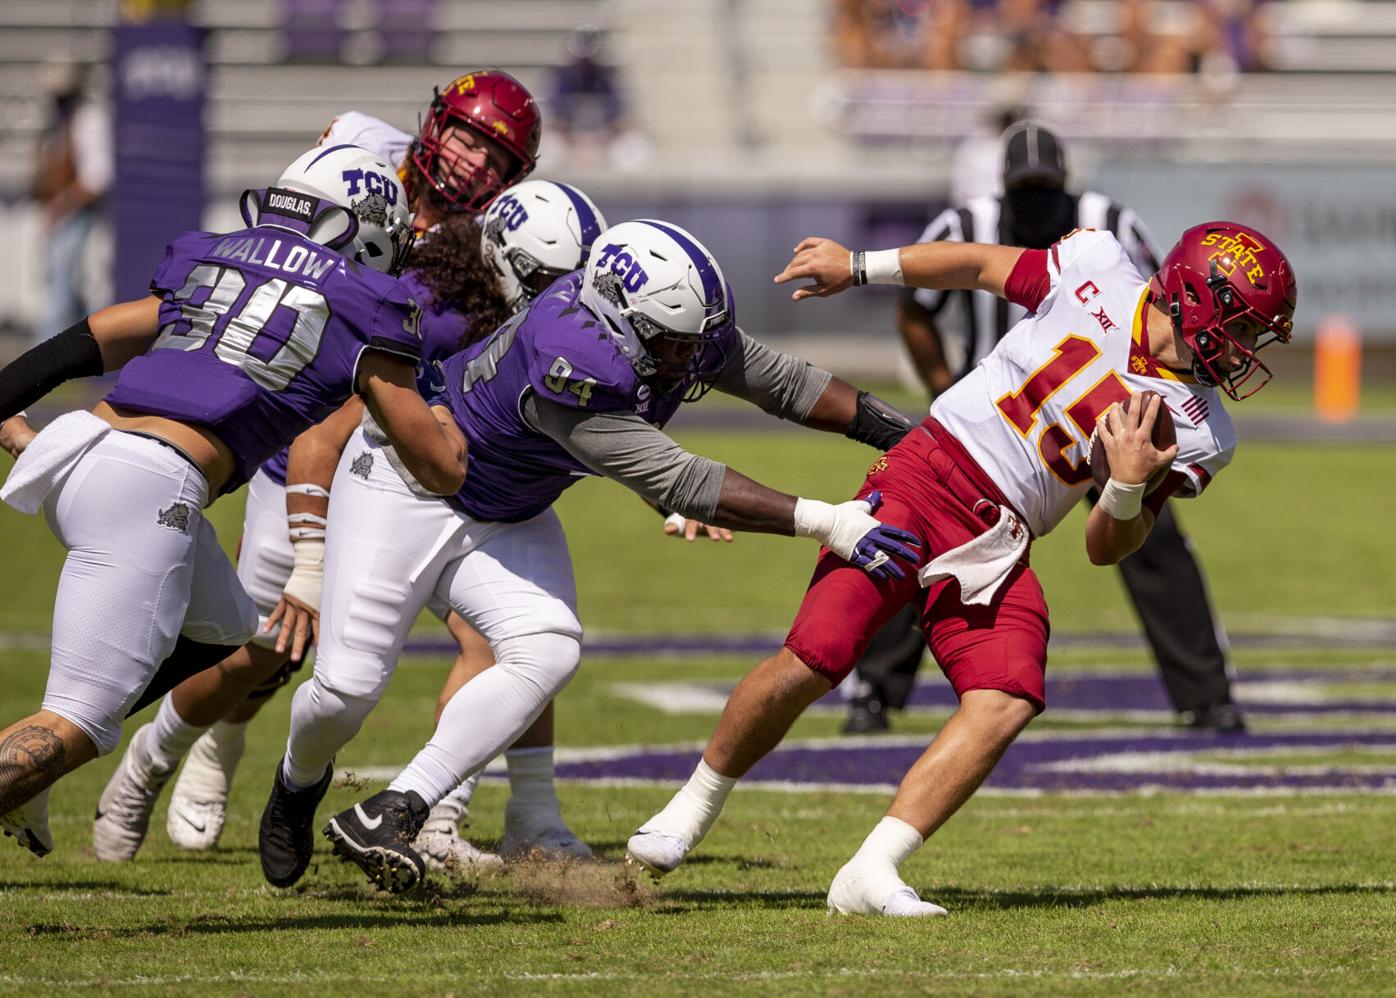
845, 391, 915, 452
0, 318, 104, 421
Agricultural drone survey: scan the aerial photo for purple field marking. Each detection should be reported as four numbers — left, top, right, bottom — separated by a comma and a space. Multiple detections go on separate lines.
555, 731, 1396, 794
400, 631, 1396, 658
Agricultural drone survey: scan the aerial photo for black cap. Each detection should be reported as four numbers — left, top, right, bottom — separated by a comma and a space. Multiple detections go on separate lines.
1002, 120, 1068, 189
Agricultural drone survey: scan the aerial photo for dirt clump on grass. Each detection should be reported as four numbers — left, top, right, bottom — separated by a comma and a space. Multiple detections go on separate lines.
503, 857, 656, 909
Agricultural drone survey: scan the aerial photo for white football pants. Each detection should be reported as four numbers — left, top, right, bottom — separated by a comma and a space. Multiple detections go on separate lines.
283, 428, 582, 790
236, 468, 294, 648
16, 427, 256, 755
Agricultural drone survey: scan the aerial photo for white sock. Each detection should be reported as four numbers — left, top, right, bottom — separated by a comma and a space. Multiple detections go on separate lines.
205, 719, 249, 768
505, 746, 558, 810
851, 815, 924, 871
147, 697, 208, 771
430, 773, 481, 826
640, 759, 737, 848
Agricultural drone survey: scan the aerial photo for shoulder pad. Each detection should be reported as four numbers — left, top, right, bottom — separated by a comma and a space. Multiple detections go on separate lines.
521, 288, 640, 414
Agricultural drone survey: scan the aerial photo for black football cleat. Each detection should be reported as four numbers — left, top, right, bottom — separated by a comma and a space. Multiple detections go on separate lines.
842, 692, 891, 735
1179, 702, 1247, 735
323, 789, 430, 894
258, 763, 332, 888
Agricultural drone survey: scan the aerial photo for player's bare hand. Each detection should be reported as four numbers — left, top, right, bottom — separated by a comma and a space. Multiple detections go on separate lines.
1096, 392, 1178, 486
267, 592, 319, 663
0, 414, 37, 460
663, 512, 734, 543
773, 237, 853, 301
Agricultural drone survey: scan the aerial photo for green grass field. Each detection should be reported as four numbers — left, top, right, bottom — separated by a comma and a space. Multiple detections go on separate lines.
2, 427, 1395, 995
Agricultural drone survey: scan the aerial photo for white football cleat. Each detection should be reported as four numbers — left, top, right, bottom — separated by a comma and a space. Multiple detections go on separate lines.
624, 828, 689, 878
826, 858, 948, 917
92, 724, 175, 862
413, 815, 504, 874
501, 800, 593, 861
2, 786, 54, 857
166, 727, 243, 850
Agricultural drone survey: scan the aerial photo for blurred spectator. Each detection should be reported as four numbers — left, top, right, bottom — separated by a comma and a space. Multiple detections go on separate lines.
31, 60, 111, 344
547, 27, 650, 170
831, 0, 949, 70
996, 0, 1090, 73
1193, 0, 1273, 74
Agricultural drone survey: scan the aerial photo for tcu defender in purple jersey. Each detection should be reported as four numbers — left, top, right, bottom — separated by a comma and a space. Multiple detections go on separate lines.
258, 218, 923, 894
0, 144, 466, 858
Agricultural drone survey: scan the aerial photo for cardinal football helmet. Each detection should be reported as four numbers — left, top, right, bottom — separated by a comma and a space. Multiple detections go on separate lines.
411, 69, 541, 213
481, 180, 607, 310
1153, 221, 1296, 400
579, 219, 732, 398
241, 144, 415, 275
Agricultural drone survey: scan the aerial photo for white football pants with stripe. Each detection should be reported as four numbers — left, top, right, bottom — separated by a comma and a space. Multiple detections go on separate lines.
282, 427, 583, 801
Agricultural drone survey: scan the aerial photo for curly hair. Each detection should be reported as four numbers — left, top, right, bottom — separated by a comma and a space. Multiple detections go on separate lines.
406, 210, 513, 351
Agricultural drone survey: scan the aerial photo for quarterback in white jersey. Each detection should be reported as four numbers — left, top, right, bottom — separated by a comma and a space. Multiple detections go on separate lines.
628, 221, 1296, 918
940, 228, 1235, 538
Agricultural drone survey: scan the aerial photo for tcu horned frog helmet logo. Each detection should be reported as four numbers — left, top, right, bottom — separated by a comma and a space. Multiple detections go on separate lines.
1153, 221, 1297, 400
260, 145, 416, 276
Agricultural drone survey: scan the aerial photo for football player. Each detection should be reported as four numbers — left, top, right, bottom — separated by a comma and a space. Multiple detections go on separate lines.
0, 144, 467, 856
85, 72, 594, 871
260, 219, 923, 893
627, 222, 1296, 916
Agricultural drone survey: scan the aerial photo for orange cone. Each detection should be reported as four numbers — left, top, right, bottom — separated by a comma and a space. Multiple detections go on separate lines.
1314, 316, 1361, 424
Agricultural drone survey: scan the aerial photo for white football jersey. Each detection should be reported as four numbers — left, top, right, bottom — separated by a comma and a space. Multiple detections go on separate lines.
317, 111, 412, 170
930, 229, 1236, 538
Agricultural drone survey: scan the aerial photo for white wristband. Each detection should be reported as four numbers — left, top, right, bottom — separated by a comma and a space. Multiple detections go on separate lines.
793, 497, 835, 543
1097, 478, 1145, 521
663, 512, 686, 533
865, 248, 904, 286
281, 538, 325, 612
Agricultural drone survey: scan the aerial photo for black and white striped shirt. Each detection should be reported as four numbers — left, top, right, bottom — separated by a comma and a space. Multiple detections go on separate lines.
909, 191, 1161, 381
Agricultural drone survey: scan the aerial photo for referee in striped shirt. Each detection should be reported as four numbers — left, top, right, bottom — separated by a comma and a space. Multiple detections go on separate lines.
844, 121, 1245, 735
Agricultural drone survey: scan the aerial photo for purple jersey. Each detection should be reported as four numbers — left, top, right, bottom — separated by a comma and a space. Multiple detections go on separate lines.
258, 267, 471, 486
108, 226, 424, 494
437, 272, 730, 522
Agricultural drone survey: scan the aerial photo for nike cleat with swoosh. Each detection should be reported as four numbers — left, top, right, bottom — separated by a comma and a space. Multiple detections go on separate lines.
323, 790, 430, 894
257, 763, 332, 888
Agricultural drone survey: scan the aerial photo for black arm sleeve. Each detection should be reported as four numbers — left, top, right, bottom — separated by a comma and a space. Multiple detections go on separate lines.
0, 319, 105, 421
845, 391, 916, 451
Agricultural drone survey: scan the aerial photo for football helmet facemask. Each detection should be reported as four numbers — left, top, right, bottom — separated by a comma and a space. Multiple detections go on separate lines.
1153, 221, 1297, 400
411, 69, 542, 213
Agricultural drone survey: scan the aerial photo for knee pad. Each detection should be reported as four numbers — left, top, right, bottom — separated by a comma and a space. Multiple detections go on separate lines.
492, 632, 582, 702
291, 673, 380, 746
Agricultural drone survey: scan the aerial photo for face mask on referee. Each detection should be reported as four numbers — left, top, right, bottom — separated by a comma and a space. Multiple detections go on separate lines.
1003, 182, 1075, 250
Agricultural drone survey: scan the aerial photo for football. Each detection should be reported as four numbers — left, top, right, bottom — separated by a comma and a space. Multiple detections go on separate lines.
1089, 391, 1177, 492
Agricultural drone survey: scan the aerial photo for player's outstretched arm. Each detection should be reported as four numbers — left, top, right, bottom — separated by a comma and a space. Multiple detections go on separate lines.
358, 351, 467, 496
0, 295, 161, 422
524, 394, 919, 579
267, 397, 367, 662
712, 330, 914, 451
1084, 394, 1177, 565
774, 237, 1024, 302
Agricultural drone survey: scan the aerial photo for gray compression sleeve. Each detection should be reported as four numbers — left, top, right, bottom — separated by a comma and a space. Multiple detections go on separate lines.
713, 329, 833, 423
521, 393, 727, 521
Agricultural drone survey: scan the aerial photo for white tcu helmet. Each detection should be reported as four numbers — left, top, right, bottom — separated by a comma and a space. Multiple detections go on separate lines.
481, 180, 607, 310
240, 144, 415, 275
579, 219, 731, 389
